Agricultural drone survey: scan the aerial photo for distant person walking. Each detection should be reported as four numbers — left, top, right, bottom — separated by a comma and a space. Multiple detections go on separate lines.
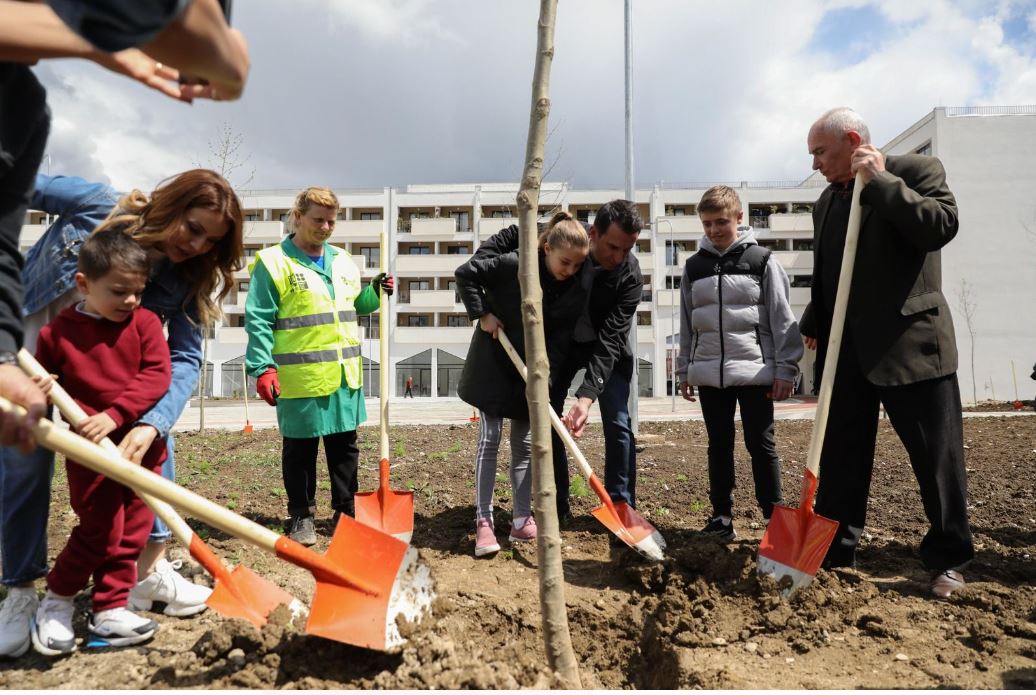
404, 376, 414, 398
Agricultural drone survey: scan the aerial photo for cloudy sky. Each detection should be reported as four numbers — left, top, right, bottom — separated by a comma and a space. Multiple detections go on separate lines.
33, 0, 1036, 193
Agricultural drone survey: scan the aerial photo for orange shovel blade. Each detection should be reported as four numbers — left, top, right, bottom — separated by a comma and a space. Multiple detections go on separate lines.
207, 565, 297, 628
188, 534, 296, 628
757, 469, 839, 597
355, 458, 414, 543
591, 501, 667, 562
305, 514, 434, 651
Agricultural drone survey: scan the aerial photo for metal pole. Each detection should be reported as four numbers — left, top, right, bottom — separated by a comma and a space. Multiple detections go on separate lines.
624, 0, 638, 434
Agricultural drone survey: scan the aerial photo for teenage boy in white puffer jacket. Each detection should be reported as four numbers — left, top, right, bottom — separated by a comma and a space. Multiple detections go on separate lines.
677, 185, 804, 542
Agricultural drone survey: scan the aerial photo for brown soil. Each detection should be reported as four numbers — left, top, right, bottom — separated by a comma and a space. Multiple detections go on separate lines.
2, 416, 1034, 689
963, 400, 1035, 413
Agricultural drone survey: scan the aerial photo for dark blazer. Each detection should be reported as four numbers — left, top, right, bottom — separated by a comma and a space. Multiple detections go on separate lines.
800, 154, 959, 387
454, 249, 587, 419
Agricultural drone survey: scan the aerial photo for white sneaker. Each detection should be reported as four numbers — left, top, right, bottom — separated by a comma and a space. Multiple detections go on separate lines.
30, 590, 76, 657
0, 587, 38, 658
129, 559, 211, 617
87, 607, 157, 648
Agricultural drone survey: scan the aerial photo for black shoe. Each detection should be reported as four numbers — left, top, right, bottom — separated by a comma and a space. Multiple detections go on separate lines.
558, 510, 574, 529
700, 516, 737, 543
287, 515, 317, 546
821, 547, 856, 569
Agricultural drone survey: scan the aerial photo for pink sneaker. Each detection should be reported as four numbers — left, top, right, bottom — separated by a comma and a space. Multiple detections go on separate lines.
474, 518, 501, 557
508, 517, 537, 543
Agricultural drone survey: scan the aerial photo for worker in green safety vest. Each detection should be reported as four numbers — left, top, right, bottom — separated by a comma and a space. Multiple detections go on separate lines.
244, 186, 393, 546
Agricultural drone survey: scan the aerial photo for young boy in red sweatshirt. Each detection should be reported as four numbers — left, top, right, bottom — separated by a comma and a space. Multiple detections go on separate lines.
30, 228, 171, 656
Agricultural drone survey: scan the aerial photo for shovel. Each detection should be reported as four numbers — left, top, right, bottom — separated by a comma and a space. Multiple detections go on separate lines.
757, 171, 864, 597
496, 331, 666, 562
356, 232, 414, 542
0, 395, 435, 651
18, 349, 296, 628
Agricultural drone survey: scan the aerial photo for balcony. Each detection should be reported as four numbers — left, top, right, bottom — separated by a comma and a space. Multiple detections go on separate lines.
637, 326, 654, 343
771, 251, 813, 273
479, 217, 518, 240
634, 253, 654, 271
656, 216, 703, 237
769, 213, 813, 233
395, 254, 471, 273
394, 326, 473, 344
18, 224, 47, 249
332, 219, 383, 242
407, 289, 460, 310
243, 220, 283, 243
409, 218, 461, 239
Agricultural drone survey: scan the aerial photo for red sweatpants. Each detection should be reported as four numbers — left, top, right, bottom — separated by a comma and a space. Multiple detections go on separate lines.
47, 457, 161, 612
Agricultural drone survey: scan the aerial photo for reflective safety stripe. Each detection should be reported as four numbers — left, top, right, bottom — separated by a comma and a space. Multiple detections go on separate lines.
273, 345, 361, 366
274, 312, 335, 331
273, 310, 357, 330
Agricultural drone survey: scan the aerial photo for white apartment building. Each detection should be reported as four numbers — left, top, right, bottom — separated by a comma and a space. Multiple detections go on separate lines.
18, 106, 1036, 404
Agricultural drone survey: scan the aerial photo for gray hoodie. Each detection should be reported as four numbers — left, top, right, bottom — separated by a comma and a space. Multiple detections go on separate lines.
676, 229, 803, 389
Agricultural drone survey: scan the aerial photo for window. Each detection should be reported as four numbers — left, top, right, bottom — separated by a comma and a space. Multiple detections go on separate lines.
915, 141, 932, 156
492, 210, 512, 218
664, 240, 685, 266
437, 350, 465, 397
407, 315, 430, 327
444, 244, 469, 255
360, 212, 382, 220
670, 207, 687, 216
244, 213, 260, 222
793, 239, 813, 251
445, 314, 468, 327
408, 245, 431, 255
238, 281, 250, 293
757, 239, 786, 251
665, 276, 682, 290
450, 211, 470, 232
791, 275, 812, 288
637, 312, 652, 326
576, 209, 592, 224
359, 246, 380, 269
408, 280, 431, 292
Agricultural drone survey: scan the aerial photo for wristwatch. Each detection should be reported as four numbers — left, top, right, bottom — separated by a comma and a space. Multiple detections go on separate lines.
0, 351, 17, 366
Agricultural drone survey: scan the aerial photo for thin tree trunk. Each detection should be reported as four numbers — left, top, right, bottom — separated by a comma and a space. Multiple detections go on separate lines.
516, 0, 580, 687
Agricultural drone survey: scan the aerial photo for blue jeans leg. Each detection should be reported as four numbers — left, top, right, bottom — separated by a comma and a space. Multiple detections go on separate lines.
148, 435, 175, 543
0, 443, 55, 585
597, 372, 637, 507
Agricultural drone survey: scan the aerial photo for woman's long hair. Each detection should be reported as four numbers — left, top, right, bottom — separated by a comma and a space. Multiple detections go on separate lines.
95, 169, 244, 325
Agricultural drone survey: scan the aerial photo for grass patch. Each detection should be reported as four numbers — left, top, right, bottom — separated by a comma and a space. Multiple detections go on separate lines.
393, 441, 406, 458
447, 442, 463, 454
689, 499, 706, 513
569, 475, 590, 498
675, 473, 688, 482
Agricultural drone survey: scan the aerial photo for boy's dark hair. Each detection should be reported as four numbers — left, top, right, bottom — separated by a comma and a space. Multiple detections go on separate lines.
78, 228, 150, 280
593, 199, 642, 237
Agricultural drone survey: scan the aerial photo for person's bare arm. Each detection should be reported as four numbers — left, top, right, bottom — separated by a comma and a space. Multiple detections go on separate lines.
140, 0, 249, 100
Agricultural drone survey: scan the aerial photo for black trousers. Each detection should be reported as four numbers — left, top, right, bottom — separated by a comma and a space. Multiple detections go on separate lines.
281, 431, 359, 519
698, 384, 783, 519
814, 345, 974, 572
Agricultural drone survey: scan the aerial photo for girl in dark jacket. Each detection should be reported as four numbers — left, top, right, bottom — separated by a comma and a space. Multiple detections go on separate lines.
455, 212, 588, 557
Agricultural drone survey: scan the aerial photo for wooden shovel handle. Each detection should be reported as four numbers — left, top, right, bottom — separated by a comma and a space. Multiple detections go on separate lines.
496, 331, 596, 480
379, 231, 390, 461
17, 349, 195, 543
0, 393, 282, 555
804, 172, 864, 481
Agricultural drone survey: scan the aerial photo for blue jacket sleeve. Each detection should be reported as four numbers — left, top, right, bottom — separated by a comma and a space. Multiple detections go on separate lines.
137, 302, 202, 438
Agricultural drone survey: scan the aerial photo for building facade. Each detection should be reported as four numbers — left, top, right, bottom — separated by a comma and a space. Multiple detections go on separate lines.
18, 106, 1036, 404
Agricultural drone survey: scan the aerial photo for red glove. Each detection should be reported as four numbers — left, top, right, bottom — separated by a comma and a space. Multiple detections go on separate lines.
256, 367, 280, 406
372, 273, 394, 297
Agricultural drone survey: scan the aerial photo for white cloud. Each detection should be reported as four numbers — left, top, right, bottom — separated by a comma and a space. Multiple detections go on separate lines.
29, 0, 1036, 192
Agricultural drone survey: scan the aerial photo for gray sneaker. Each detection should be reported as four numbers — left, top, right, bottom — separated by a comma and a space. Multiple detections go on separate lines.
0, 587, 38, 658
287, 515, 317, 546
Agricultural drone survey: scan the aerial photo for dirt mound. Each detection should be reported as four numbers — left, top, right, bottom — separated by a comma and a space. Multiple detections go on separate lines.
2, 416, 1034, 689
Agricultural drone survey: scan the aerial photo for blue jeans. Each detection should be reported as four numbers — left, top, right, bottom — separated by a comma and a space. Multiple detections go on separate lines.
0, 434, 175, 586
597, 371, 637, 507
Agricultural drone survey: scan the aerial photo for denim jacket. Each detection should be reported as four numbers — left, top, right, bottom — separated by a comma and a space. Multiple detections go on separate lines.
24, 174, 202, 438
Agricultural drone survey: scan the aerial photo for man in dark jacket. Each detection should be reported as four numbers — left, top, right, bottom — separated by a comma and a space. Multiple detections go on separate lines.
473, 200, 643, 523
800, 107, 973, 599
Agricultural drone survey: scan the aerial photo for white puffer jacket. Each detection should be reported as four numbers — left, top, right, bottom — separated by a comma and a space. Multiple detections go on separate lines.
676, 230, 803, 389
